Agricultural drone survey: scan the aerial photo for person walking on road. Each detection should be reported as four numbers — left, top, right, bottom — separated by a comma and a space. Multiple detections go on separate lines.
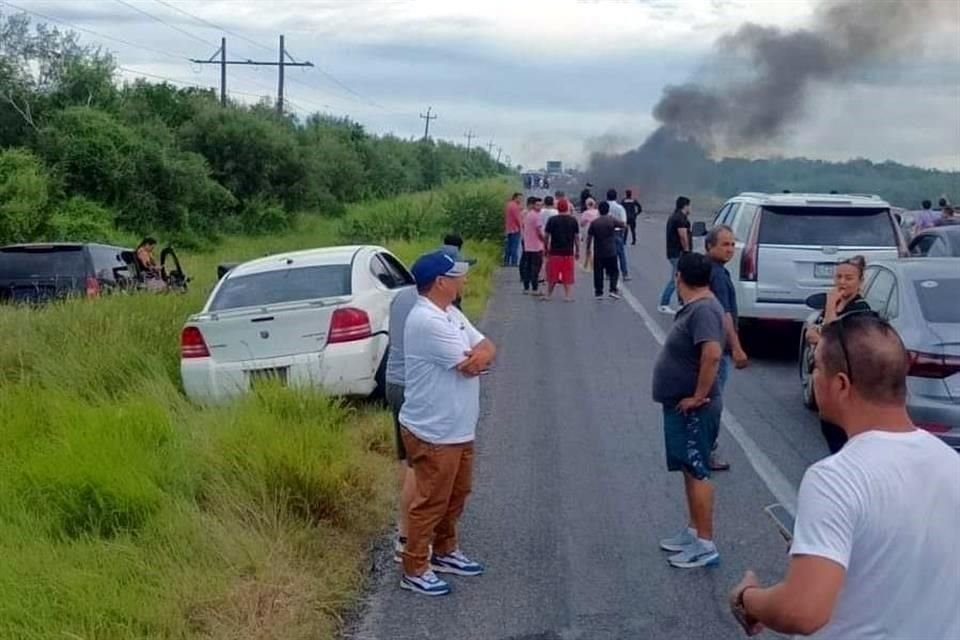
540, 195, 559, 228
652, 252, 726, 569
704, 225, 749, 472
385, 285, 419, 562
543, 198, 580, 302
606, 189, 630, 281
621, 189, 642, 245
398, 250, 497, 597
912, 199, 940, 235
585, 201, 626, 300
503, 192, 523, 266
729, 314, 960, 638
519, 197, 545, 295
579, 182, 594, 213
803, 256, 871, 454
659, 196, 692, 314
555, 190, 572, 215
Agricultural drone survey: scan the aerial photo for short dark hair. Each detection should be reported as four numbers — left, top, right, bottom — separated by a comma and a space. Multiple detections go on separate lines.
526, 196, 537, 206
939, 197, 948, 208
533, 197, 543, 204
138, 237, 157, 248
443, 233, 463, 248
819, 315, 908, 404
676, 252, 712, 287
544, 196, 555, 206
555, 190, 565, 198
625, 189, 632, 197
923, 199, 932, 209
606, 189, 617, 201
598, 201, 610, 215
512, 192, 522, 199
705, 224, 733, 250
675, 196, 690, 212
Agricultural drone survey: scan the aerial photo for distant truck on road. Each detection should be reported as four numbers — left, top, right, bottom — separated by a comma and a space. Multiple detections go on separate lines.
546, 160, 563, 175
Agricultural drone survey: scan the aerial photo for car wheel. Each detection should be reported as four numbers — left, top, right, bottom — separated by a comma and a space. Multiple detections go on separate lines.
800, 341, 817, 411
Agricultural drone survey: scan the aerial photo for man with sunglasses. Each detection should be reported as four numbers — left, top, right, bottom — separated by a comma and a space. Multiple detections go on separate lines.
729, 315, 960, 638
398, 251, 497, 596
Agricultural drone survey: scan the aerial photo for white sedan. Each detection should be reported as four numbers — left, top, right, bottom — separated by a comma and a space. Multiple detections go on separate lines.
180, 245, 414, 404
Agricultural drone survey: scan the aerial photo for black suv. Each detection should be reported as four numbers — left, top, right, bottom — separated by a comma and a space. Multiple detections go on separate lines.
0, 243, 132, 304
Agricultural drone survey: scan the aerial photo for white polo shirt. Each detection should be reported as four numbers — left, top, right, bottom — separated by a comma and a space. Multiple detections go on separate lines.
398, 297, 485, 444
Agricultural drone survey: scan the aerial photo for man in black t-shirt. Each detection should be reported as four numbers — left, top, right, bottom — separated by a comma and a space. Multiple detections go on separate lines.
585, 201, 627, 300
621, 189, 643, 245
544, 208, 581, 302
659, 196, 692, 314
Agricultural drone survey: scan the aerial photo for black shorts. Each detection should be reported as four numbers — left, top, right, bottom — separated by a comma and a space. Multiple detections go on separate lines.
384, 382, 407, 461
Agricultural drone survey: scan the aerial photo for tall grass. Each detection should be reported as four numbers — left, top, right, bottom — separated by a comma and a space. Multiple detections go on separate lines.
0, 179, 509, 639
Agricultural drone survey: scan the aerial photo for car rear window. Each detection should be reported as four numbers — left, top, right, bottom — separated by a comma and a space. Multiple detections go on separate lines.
914, 278, 960, 323
0, 247, 87, 280
210, 264, 352, 311
759, 206, 897, 247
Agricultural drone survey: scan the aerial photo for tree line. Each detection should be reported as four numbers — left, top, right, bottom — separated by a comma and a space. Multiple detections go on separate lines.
0, 12, 507, 247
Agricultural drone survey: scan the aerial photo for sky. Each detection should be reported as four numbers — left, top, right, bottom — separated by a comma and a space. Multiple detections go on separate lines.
7, 0, 960, 170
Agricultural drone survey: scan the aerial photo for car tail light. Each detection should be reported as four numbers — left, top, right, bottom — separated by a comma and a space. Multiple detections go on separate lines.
907, 351, 960, 379
327, 307, 372, 344
85, 276, 100, 298
739, 212, 762, 282
180, 326, 210, 358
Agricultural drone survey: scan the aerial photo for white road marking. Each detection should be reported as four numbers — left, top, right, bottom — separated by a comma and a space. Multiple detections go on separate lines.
620, 285, 799, 516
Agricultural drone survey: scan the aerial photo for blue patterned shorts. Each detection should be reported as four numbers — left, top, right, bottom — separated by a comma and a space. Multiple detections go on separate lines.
662, 403, 722, 480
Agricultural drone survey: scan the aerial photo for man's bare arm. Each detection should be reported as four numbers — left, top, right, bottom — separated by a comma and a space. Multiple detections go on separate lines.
679, 227, 691, 252
693, 341, 722, 400
743, 556, 846, 635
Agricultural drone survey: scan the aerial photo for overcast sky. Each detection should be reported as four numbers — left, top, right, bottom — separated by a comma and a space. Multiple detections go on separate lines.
10, 0, 960, 170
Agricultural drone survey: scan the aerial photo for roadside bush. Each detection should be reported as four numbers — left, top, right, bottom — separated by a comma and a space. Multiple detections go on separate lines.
239, 197, 291, 235
444, 181, 511, 241
0, 147, 53, 243
338, 191, 445, 243
47, 196, 116, 241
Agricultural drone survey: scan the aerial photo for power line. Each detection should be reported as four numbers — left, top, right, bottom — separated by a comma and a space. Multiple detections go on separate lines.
116, 65, 266, 100
150, 0, 274, 54
112, 0, 214, 47
0, 0, 190, 62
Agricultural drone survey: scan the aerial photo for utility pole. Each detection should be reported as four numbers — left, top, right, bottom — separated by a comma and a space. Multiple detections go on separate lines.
190, 36, 313, 113
464, 130, 476, 151
496, 146, 503, 163
486, 140, 495, 155
420, 106, 437, 140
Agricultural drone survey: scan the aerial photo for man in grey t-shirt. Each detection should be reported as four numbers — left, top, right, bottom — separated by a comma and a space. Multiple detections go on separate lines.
385, 285, 419, 561
651, 252, 726, 569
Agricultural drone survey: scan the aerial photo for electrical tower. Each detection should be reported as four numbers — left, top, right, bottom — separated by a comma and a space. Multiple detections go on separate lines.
190, 35, 313, 113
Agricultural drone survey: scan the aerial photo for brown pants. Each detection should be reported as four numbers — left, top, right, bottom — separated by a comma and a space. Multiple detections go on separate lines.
400, 428, 474, 576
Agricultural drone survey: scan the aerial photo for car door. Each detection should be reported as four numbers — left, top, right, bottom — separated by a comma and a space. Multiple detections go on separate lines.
910, 234, 937, 257
862, 267, 896, 318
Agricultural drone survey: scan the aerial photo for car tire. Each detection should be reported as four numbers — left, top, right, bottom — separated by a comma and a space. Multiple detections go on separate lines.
372, 355, 387, 400
800, 340, 817, 411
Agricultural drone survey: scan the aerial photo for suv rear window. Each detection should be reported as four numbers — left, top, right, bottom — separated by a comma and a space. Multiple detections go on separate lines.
0, 246, 87, 280
759, 207, 897, 247
914, 278, 960, 323
210, 264, 352, 311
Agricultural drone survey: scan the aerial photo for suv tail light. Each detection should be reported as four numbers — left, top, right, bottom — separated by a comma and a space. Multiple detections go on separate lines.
739, 212, 762, 282
327, 307, 372, 344
180, 326, 211, 358
85, 276, 100, 298
907, 351, 960, 379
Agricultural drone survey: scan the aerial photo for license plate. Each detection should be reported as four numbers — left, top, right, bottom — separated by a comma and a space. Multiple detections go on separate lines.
248, 367, 288, 386
814, 263, 836, 279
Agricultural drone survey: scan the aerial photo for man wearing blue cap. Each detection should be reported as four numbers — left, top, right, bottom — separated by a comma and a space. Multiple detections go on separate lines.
398, 250, 497, 597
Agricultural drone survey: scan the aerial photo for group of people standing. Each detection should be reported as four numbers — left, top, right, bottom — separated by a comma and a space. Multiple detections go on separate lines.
503, 186, 643, 301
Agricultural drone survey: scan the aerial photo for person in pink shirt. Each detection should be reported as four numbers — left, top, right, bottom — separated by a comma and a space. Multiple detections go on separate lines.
519, 196, 545, 295
580, 198, 599, 234
503, 192, 523, 266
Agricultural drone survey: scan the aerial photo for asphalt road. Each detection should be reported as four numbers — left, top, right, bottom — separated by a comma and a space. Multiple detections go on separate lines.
351, 217, 831, 640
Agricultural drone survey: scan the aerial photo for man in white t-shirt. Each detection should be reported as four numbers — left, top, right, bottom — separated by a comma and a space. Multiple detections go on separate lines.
729, 314, 960, 638
398, 250, 497, 597
605, 189, 630, 280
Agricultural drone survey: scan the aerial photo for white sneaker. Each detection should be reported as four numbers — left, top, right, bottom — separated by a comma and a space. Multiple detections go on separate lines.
657, 305, 676, 316
400, 570, 451, 596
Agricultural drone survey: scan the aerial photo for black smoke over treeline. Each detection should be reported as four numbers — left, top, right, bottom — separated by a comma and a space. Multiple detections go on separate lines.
588, 0, 956, 204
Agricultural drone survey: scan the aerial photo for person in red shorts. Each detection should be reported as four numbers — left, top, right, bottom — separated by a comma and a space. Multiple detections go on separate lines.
543, 201, 581, 302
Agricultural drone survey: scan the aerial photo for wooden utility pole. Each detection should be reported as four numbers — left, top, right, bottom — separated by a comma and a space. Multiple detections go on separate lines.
486, 140, 495, 155
419, 106, 437, 140
190, 36, 313, 112
464, 130, 476, 151
496, 146, 503, 163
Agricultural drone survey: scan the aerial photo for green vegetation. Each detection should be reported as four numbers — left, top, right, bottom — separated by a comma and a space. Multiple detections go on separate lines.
0, 177, 509, 639
0, 11, 507, 247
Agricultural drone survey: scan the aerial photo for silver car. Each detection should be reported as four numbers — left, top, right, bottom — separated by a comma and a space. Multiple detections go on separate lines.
800, 258, 960, 449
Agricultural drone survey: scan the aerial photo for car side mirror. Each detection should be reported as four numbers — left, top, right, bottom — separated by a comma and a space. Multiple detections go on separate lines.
805, 293, 827, 310
691, 221, 707, 237
217, 263, 239, 280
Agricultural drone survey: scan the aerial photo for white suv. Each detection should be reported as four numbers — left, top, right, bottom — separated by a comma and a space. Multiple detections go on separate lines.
705, 192, 906, 328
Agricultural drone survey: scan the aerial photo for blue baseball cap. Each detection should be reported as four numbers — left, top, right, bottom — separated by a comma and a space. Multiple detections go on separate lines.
411, 250, 469, 286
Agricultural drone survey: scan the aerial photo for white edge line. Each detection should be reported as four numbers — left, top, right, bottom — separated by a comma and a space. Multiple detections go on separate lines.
620, 285, 799, 517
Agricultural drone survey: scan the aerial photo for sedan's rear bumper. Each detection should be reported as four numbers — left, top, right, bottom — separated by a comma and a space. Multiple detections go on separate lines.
181, 337, 383, 404
908, 395, 960, 450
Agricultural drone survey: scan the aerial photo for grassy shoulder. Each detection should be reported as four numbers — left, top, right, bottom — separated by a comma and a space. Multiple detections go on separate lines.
0, 179, 509, 639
